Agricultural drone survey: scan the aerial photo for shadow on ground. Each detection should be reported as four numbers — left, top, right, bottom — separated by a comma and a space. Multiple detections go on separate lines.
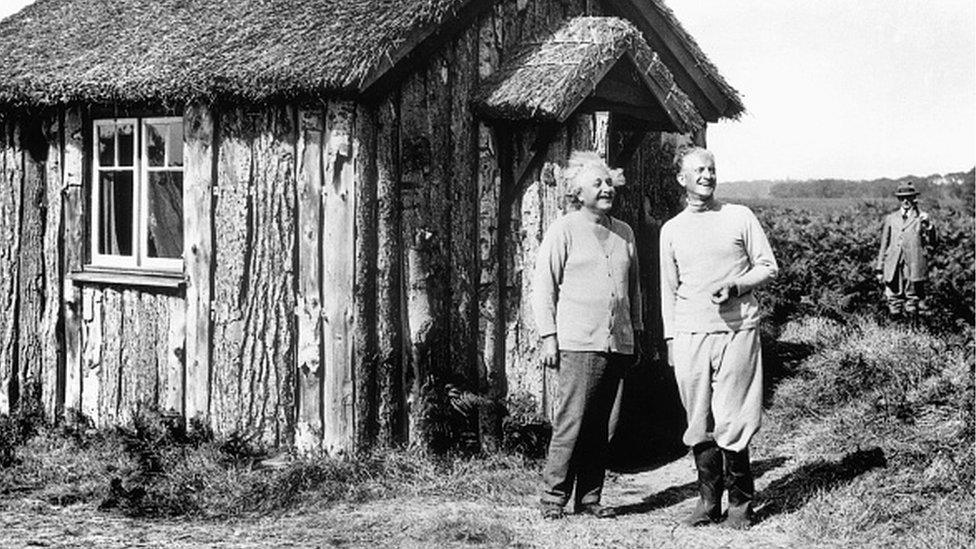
753, 447, 887, 523
613, 456, 790, 517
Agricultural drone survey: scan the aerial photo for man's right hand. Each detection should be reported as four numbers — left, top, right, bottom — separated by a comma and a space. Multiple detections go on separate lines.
540, 335, 559, 369
665, 339, 675, 368
875, 271, 884, 284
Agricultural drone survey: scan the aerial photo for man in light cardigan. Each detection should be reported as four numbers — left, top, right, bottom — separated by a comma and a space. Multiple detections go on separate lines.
660, 147, 778, 529
532, 151, 643, 520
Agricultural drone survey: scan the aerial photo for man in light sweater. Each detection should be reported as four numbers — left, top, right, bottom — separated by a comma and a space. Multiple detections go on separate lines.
660, 147, 778, 529
532, 151, 643, 520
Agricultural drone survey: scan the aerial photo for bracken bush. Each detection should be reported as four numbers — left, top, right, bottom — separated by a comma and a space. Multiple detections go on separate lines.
750, 200, 974, 333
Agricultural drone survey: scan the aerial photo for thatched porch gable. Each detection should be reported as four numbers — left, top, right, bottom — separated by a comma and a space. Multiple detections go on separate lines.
471, 17, 703, 133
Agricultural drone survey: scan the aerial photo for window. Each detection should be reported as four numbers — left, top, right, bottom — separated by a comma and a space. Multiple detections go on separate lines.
91, 117, 184, 272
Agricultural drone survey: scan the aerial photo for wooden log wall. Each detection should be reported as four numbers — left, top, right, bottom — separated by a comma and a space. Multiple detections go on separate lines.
0, 118, 22, 415
211, 107, 297, 446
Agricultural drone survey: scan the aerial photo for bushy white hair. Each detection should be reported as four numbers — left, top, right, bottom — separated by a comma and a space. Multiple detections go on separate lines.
560, 150, 625, 197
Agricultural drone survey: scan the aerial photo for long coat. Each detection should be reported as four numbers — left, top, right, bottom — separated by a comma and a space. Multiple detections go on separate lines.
875, 208, 936, 283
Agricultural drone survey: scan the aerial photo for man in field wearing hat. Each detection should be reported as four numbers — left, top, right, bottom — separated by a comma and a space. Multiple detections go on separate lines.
659, 146, 778, 529
532, 150, 642, 520
875, 182, 936, 319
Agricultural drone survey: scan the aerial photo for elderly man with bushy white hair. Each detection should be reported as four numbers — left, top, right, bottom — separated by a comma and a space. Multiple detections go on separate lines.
532, 150, 643, 520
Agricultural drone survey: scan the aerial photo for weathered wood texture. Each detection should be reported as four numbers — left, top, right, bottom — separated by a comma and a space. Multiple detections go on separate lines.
79, 286, 183, 426
17, 121, 46, 413
322, 101, 356, 454
40, 112, 63, 420
62, 108, 84, 418
183, 103, 214, 422
376, 95, 405, 446
450, 26, 481, 388
211, 107, 296, 446
352, 104, 378, 453
295, 106, 324, 451
476, 6, 505, 449
0, 119, 22, 415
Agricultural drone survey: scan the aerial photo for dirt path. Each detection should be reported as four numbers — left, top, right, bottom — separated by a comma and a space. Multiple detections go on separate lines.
0, 451, 803, 548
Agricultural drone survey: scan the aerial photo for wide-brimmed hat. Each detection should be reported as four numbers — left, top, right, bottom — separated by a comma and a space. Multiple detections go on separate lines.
894, 182, 919, 198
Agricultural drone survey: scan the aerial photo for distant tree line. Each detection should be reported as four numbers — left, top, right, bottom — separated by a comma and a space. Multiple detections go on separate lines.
767, 168, 974, 206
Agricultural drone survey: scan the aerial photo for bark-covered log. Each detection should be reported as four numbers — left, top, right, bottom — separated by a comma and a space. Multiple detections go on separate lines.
295, 105, 324, 452
406, 229, 435, 449
17, 120, 47, 414
40, 111, 63, 420
62, 108, 84, 419
449, 26, 481, 388
376, 95, 405, 446
0, 119, 21, 415
352, 104, 378, 454
212, 106, 296, 446
476, 10, 505, 450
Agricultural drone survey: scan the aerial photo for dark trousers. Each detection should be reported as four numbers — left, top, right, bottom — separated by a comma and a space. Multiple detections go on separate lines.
541, 351, 626, 506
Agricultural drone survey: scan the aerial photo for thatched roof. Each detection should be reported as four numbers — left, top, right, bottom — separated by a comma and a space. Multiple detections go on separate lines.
472, 17, 704, 132
641, 0, 744, 118
0, 0, 470, 107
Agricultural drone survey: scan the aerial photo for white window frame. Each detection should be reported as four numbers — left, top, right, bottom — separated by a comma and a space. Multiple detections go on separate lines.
89, 116, 184, 273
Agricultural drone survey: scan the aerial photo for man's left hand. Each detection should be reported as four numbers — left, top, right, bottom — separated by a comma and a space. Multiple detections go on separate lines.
710, 281, 738, 304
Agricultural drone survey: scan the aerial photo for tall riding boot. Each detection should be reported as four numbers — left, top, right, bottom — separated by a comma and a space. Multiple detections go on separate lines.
723, 447, 755, 529
684, 442, 723, 526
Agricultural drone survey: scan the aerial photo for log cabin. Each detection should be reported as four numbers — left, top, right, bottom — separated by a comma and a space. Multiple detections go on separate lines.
0, 0, 742, 454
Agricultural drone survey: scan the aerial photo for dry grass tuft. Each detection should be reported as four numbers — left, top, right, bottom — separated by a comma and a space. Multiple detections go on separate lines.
756, 315, 974, 546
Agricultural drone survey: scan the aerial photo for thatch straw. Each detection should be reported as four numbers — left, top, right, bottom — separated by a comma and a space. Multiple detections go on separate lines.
644, 0, 744, 118
0, 0, 468, 108
472, 17, 704, 132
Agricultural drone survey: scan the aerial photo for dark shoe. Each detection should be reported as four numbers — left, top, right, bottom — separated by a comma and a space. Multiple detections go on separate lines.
540, 502, 565, 520
723, 447, 754, 529
577, 502, 617, 519
684, 442, 723, 526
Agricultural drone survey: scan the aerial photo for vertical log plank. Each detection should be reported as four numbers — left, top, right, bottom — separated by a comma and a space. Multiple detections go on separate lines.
41, 111, 63, 420
18, 122, 46, 413
449, 27, 480, 387
212, 107, 296, 445
0, 119, 21, 415
352, 105, 378, 453
322, 101, 356, 454
162, 294, 184, 413
476, 9, 505, 449
98, 287, 122, 425
296, 105, 325, 452
376, 95, 405, 446
183, 102, 214, 424
62, 108, 84, 419
80, 287, 101, 423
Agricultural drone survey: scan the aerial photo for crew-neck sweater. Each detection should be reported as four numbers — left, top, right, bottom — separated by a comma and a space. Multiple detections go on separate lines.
532, 210, 643, 354
659, 201, 778, 339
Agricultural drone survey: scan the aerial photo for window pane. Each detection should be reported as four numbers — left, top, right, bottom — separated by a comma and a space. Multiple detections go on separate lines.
97, 124, 115, 167
146, 171, 183, 259
146, 123, 166, 167
117, 123, 134, 167
97, 171, 134, 256
167, 122, 183, 167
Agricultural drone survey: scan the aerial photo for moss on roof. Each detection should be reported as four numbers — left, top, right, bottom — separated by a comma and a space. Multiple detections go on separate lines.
0, 0, 468, 107
472, 16, 704, 132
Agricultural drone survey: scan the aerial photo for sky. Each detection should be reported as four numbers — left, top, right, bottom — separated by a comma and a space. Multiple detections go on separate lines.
666, 0, 976, 181
0, 0, 973, 181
